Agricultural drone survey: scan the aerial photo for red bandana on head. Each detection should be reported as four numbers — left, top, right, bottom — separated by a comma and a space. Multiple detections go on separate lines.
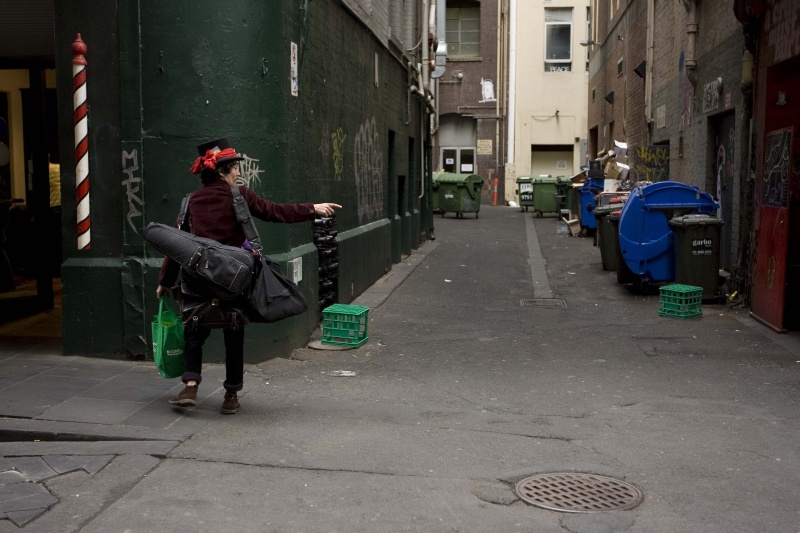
189, 147, 239, 174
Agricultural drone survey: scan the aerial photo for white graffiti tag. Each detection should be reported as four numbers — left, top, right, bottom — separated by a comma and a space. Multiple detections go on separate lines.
121, 149, 143, 234
236, 154, 264, 189
353, 117, 384, 222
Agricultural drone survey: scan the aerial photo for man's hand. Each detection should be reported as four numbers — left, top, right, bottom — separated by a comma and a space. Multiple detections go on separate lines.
314, 203, 342, 217
156, 285, 170, 298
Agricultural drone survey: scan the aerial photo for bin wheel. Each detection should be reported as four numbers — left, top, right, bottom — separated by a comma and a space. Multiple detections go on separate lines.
524, 206, 528, 212
441, 211, 445, 218
536, 211, 543, 218
476, 212, 479, 218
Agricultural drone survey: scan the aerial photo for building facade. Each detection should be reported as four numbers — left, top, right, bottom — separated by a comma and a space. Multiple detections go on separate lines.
587, 0, 752, 297
1, 0, 437, 361
435, 0, 506, 204
503, 0, 591, 203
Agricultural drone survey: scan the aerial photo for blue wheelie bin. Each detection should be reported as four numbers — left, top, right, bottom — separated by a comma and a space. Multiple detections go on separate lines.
617, 181, 719, 284
579, 177, 605, 233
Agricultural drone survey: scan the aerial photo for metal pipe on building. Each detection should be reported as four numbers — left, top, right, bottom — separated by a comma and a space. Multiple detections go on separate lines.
420, 0, 430, 199
507, 0, 517, 165
645, 0, 654, 136
681, 0, 698, 87
405, 0, 417, 52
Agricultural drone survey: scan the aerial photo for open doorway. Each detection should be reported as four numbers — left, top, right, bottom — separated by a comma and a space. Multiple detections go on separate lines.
0, 69, 61, 328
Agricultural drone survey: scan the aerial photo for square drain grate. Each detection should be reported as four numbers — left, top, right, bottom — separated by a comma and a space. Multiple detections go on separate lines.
520, 298, 567, 309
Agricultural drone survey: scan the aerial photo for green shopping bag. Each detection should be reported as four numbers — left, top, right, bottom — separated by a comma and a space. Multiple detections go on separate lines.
151, 295, 185, 378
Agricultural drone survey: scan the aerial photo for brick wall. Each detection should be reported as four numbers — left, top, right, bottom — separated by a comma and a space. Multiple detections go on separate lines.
588, 0, 748, 273
437, 0, 501, 197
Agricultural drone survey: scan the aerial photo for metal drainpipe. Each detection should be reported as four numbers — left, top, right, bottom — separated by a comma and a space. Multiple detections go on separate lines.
681, 0, 698, 87
645, 0, 654, 138
428, 0, 441, 135
507, 0, 517, 165
420, 0, 430, 200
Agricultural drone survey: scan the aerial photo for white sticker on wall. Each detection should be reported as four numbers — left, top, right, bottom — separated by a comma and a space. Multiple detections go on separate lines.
291, 42, 298, 96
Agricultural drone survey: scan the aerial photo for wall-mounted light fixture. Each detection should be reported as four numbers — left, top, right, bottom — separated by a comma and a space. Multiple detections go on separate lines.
579, 39, 602, 47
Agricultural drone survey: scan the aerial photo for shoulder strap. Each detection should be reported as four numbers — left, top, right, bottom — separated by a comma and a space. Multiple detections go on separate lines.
177, 193, 192, 231
231, 186, 263, 253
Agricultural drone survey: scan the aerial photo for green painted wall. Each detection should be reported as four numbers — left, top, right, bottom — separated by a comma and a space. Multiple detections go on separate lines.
54, 0, 432, 361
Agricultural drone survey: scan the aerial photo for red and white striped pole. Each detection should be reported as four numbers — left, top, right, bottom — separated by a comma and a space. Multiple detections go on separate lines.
72, 33, 91, 250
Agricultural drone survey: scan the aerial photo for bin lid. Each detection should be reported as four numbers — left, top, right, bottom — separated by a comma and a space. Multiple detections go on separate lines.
592, 203, 625, 216
434, 172, 484, 185
580, 177, 605, 191
669, 214, 724, 226
532, 176, 559, 184
516, 176, 533, 183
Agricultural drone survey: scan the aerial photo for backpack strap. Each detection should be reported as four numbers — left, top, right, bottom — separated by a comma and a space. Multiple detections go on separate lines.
231, 186, 263, 253
177, 193, 192, 231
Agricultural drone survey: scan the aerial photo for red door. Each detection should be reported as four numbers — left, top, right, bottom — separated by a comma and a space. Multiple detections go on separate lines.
751, 60, 800, 331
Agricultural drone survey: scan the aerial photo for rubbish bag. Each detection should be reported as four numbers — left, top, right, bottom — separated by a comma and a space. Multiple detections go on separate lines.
151, 295, 185, 378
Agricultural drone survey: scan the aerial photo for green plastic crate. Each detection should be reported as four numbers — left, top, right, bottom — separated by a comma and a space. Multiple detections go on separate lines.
658, 284, 702, 319
322, 304, 370, 347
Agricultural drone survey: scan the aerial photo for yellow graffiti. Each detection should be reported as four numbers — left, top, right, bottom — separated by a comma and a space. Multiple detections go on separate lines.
332, 128, 346, 181
633, 145, 670, 182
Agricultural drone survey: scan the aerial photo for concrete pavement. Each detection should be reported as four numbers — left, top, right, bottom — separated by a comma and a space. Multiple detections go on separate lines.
2, 205, 799, 532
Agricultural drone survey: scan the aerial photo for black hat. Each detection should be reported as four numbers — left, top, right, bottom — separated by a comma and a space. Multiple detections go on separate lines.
190, 137, 245, 174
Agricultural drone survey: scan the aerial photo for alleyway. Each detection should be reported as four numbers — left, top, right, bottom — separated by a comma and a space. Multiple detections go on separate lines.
2, 205, 799, 532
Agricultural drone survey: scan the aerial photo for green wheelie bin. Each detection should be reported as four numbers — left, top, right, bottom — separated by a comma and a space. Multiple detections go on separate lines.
516, 176, 534, 212
436, 173, 484, 218
432, 172, 441, 212
532, 176, 560, 217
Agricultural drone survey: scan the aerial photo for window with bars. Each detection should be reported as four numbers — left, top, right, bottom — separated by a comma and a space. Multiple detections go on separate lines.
446, 7, 480, 58
545, 8, 573, 72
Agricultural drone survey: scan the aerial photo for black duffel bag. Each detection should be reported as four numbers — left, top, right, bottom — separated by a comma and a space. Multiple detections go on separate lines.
143, 222, 253, 301
230, 188, 308, 323
248, 256, 308, 323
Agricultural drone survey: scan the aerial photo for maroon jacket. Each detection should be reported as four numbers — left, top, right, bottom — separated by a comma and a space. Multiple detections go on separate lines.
158, 180, 315, 287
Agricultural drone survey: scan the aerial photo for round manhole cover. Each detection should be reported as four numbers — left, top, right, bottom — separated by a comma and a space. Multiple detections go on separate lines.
514, 473, 644, 513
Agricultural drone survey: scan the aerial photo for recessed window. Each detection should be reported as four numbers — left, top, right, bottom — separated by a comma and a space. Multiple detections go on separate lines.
617, 58, 625, 77
545, 8, 573, 72
446, 7, 480, 58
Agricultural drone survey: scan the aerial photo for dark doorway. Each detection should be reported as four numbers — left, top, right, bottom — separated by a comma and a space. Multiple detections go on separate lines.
709, 111, 735, 272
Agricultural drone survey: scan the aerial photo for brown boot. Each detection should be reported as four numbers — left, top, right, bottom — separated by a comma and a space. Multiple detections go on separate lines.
221, 392, 240, 414
169, 384, 198, 407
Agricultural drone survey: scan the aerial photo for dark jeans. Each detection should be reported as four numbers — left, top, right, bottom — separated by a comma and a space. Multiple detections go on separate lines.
182, 324, 245, 393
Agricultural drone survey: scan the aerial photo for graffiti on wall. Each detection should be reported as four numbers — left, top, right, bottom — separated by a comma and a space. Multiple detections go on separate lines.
682, 76, 694, 127
702, 78, 721, 114
633, 145, 670, 183
332, 128, 346, 181
236, 154, 264, 189
764, 0, 800, 63
319, 128, 330, 173
763, 128, 791, 208
122, 149, 143, 233
354, 117, 384, 222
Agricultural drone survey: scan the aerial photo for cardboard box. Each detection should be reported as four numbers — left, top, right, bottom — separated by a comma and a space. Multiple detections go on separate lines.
563, 217, 581, 237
